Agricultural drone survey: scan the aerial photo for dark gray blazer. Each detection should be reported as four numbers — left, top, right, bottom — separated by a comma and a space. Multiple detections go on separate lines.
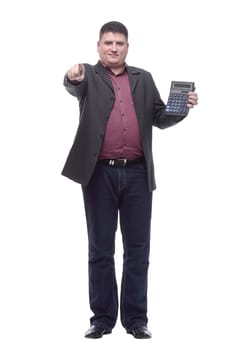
62, 61, 187, 191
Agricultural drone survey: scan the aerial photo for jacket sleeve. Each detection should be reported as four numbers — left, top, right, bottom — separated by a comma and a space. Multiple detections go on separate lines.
63, 73, 88, 100
154, 104, 187, 129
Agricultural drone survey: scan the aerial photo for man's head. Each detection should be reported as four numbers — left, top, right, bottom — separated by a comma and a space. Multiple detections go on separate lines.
99, 21, 128, 41
97, 21, 129, 70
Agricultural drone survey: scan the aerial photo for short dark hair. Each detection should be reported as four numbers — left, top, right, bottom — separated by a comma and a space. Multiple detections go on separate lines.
99, 21, 128, 40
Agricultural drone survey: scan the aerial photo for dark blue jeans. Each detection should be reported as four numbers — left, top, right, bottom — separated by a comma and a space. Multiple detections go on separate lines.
82, 161, 152, 331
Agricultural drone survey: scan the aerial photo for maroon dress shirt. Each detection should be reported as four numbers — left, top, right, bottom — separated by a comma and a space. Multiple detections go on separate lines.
99, 67, 143, 160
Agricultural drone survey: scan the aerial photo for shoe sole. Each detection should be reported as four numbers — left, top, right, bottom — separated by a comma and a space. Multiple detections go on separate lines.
85, 330, 112, 339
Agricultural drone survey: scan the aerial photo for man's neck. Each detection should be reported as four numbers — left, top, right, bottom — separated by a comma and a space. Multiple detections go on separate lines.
110, 66, 125, 75
100, 61, 126, 75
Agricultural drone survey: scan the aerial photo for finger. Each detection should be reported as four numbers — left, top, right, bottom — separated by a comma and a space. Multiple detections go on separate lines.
188, 98, 198, 105
187, 103, 194, 108
74, 64, 84, 77
188, 94, 198, 105
78, 63, 84, 75
188, 92, 198, 100
73, 64, 80, 76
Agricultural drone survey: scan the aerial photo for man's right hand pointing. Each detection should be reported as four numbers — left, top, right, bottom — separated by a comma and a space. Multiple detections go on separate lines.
67, 63, 85, 82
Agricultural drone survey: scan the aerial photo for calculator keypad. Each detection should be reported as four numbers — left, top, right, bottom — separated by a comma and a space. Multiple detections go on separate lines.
165, 93, 188, 115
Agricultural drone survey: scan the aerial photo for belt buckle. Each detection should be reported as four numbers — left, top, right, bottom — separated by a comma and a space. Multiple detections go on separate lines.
109, 158, 127, 166
117, 158, 127, 166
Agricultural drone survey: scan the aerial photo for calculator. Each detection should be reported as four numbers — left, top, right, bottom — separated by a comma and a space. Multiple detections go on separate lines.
165, 81, 195, 116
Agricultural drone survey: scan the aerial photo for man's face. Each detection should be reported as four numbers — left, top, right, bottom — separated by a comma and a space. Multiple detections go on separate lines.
97, 32, 129, 68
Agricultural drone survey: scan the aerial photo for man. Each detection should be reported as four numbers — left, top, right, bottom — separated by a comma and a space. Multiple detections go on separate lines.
62, 21, 198, 339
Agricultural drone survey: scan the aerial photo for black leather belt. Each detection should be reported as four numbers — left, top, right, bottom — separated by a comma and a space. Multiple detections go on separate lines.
98, 157, 144, 167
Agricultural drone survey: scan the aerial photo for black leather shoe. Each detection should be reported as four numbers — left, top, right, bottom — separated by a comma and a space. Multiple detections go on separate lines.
127, 326, 152, 339
85, 325, 111, 339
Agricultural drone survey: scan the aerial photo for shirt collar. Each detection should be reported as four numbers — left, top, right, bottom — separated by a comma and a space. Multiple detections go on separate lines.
99, 60, 127, 76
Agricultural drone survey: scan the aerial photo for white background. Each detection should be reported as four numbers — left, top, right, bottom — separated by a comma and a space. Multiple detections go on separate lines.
0, 0, 232, 349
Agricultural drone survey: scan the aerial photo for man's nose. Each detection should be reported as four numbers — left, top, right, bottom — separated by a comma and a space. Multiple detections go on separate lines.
110, 43, 117, 51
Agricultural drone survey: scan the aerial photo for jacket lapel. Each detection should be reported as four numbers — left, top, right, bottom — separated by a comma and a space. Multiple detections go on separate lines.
94, 62, 114, 92
127, 66, 140, 93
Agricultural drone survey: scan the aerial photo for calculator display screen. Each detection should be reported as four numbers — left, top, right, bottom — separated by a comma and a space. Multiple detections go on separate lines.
173, 83, 192, 89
